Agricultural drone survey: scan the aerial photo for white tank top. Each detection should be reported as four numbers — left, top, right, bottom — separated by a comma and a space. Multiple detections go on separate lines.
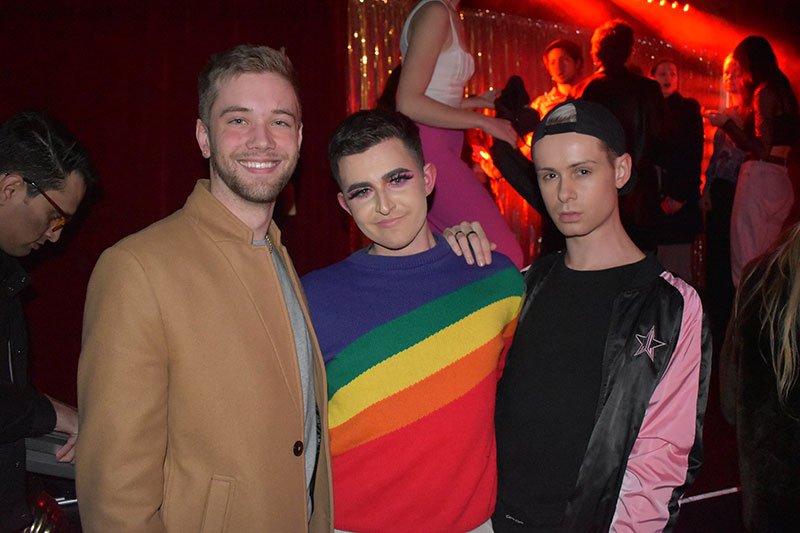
400, 0, 475, 108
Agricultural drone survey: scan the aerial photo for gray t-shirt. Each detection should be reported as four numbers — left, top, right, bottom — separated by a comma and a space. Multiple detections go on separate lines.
257, 239, 318, 516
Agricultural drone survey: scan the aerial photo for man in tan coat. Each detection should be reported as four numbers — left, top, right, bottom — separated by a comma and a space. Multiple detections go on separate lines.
76, 45, 332, 532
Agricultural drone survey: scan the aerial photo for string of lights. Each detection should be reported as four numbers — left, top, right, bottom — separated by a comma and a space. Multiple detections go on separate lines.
646, 0, 691, 12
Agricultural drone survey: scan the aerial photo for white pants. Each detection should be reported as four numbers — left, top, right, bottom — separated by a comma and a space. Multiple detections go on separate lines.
730, 160, 793, 286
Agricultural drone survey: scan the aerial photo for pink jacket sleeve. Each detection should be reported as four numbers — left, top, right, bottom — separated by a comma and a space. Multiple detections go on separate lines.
610, 273, 703, 532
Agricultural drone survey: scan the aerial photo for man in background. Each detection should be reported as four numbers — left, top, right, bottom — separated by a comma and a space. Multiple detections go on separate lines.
1, 111, 95, 531
572, 19, 666, 251
531, 38, 584, 118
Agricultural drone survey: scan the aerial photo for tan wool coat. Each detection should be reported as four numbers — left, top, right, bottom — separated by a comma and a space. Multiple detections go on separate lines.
76, 181, 332, 532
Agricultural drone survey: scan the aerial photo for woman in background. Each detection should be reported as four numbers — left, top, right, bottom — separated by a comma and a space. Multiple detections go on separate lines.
720, 222, 800, 531
704, 54, 747, 344
706, 35, 799, 286
397, 0, 523, 267
650, 58, 704, 282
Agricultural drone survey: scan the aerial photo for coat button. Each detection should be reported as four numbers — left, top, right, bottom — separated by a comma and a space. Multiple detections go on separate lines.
293, 440, 304, 456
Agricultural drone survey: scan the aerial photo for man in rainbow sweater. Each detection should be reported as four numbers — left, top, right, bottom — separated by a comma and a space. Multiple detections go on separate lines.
302, 109, 524, 533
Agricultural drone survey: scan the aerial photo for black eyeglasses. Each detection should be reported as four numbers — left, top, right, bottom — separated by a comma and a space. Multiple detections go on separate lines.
22, 177, 72, 231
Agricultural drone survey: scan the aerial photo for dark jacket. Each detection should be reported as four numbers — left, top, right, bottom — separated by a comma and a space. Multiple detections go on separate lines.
573, 67, 667, 250
1, 251, 57, 531
657, 91, 704, 244
495, 253, 711, 532
720, 259, 800, 532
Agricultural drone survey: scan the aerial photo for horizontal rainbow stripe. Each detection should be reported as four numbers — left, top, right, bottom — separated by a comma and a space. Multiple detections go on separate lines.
302, 241, 524, 532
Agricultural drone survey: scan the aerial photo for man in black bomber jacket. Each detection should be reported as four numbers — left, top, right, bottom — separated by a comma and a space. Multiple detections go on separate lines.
448, 100, 711, 532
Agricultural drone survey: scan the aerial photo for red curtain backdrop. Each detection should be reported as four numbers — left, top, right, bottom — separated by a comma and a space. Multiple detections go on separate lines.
0, 0, 351, 405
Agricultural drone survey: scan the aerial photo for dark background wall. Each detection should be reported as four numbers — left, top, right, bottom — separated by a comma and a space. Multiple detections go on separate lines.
0, 0, 351, 405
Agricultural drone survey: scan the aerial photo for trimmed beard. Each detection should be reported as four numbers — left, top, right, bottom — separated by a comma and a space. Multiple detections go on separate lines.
209, 141, 298, 204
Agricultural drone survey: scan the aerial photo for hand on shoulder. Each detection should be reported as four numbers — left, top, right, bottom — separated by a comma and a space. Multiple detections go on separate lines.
443, 221, 496, 267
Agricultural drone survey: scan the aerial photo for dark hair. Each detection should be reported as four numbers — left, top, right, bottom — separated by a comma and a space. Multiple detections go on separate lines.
543, 39, 583, 70
328, 109, 423, 186
627, 63, 644, 76
591, 20, 634, 68
0, 111, 96, 195
733, 36, 794, 100
649, 58, 677, 77
376, 64, 403, 111
198, 44, 300, 126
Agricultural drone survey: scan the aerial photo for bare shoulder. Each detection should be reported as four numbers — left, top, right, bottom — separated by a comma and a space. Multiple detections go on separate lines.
415, 0, 450, 17
409, 0, 450, 33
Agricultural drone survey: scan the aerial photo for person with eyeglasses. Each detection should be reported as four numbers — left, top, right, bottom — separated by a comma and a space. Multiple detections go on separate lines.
0, 110, 96, 531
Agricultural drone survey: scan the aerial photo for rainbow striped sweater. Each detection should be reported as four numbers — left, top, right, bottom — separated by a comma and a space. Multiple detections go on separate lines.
302, 237, 524, 533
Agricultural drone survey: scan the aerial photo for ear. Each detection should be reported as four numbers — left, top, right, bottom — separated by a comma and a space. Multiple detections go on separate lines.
614, 153, 633, 190
337, 192, 352, 216
422, 163, 437, 196
196, 119, 211, 159
297, 122, 304, 150
0, 173, 24, 204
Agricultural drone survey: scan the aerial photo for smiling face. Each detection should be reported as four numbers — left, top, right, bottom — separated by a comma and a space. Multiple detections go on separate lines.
336, 138, 436, 257
0, 171, 86, 257
534, 132, 630, 243
544, 47, 580, 85
653, 62, 678, 98
196, 71, 302, 207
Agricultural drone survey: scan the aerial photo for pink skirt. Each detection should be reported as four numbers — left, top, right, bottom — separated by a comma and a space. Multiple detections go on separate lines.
418, 123, 523, 268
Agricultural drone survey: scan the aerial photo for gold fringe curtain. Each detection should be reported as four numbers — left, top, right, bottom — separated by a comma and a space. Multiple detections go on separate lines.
347, 0, 722, 265
346, 0, 415, 114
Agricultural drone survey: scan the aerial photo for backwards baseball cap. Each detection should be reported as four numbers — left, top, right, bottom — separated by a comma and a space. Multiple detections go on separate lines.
532, 100, 636, 194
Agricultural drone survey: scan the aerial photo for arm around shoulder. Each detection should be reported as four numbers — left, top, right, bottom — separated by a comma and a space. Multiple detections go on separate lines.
77, 246, 169, 533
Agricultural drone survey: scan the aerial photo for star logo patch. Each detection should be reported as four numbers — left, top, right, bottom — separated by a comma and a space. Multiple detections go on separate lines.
634, 325, 666, 361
